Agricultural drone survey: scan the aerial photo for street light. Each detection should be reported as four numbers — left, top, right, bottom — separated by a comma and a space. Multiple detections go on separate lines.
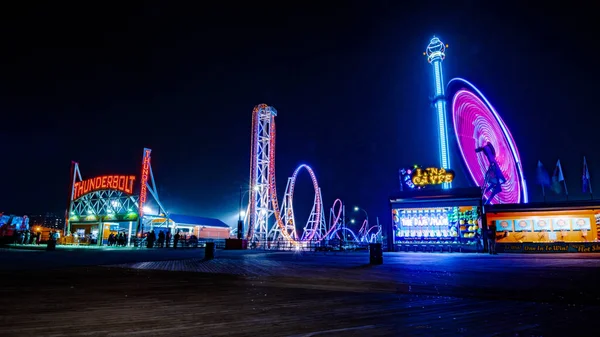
238, 186, 245, 239
353, 206, 369, 224
238, 185, 257, 239
350, 219, 355, 224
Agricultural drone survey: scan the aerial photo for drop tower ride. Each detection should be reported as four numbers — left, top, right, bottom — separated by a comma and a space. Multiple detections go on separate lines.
425, 36, 452, 189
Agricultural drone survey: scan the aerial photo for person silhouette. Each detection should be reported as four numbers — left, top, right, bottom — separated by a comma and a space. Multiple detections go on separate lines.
476, 142, 506, 204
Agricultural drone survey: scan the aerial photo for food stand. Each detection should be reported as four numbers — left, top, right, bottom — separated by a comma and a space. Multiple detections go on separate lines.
388, 187, 483, 252
484, 201, 600, 253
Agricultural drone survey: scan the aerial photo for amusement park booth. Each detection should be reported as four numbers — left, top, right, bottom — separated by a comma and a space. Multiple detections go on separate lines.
68, 209, 140, 246
149, 214, 231, 240
484, 201, 600, 253
388, 187, 483, 252
65, 148, 170, 246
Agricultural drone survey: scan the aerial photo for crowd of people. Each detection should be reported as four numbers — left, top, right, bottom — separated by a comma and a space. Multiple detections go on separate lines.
12, 230, 42, 245
3, 226, 201, 249
104, 229, 198, 248
6, 229, 62, 245
143, 229, 197, 248
107, 232, 128, 246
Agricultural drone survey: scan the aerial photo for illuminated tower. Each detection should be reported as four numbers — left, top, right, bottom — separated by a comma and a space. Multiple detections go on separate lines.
425, 36, 452, 189
247, 104, 277, 243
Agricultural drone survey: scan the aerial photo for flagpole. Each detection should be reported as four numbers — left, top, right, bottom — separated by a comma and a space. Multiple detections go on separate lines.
589, 165, 593, 200
557, 159, 568, 201
537, 160, 550, 203
541, 184, 546, 202
586, 157, 593, 200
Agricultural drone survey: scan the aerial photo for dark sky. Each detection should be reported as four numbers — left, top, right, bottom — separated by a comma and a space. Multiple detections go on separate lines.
0, 1, 597, 228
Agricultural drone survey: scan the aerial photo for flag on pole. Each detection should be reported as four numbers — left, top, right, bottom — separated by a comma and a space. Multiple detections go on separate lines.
552, 160, 566, 194
583, 156, 592, 194
536, 160, 551, 186
537, 160, 551, 200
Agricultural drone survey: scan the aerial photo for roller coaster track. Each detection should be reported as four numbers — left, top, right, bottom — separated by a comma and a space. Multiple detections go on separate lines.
247, 104, 327, 245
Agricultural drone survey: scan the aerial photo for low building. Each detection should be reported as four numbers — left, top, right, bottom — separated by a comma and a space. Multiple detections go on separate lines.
150, 214, 232, 239
388, 187, 483, 252
485, 201, 600, 253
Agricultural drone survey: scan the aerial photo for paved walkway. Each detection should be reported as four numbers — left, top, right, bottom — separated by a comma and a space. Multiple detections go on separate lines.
111, 251, 600, 304
0, 249, 598, 336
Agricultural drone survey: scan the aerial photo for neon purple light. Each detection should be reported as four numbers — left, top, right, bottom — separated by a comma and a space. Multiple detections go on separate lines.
451, 82, 528, 204
289, 164, 322, 241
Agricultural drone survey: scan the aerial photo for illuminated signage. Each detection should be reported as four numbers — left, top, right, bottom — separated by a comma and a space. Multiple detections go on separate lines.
73, 175, 136, 200
399, 168, 416, 189
411, 167, 455, 186
139, 148, 152, 217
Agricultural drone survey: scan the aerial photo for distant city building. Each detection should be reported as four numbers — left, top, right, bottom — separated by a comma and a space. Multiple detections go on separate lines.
44, 213, 65, 229
28, 214, 45, 227
26, 213, 65, 230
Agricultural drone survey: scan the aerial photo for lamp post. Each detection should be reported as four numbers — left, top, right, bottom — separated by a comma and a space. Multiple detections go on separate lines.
341, 203, 346, 249
237, 185, 258, 240
353, 206, 369, 224
237, 186, 244, 239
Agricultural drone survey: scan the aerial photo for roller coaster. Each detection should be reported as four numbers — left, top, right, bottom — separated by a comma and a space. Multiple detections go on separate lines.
244, 104, 380, 248
325, 199, 382, 244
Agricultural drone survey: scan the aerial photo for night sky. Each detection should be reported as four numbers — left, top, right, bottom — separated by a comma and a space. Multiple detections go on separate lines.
1, 1, 597, 229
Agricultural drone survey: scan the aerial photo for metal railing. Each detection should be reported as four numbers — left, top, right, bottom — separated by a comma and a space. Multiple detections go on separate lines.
240, 239, 386, 252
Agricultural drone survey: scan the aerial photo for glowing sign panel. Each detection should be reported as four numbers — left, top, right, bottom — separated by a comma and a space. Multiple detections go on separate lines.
411, 167, 455, 187
139, 148, 152, 217
73, 175, 136, 200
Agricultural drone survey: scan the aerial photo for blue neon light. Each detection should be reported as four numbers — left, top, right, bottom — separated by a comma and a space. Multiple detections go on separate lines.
426, 36, 451, 189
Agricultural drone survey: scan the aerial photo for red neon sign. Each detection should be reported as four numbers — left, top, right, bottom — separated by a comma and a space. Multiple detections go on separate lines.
139, 148, 152, 216
73, 175, 136, 200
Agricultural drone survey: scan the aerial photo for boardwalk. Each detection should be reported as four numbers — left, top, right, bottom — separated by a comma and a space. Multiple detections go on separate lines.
0, 249, 599, 336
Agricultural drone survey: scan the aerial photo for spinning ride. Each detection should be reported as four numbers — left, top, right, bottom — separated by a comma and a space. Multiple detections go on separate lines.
447, 78, 528, 204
